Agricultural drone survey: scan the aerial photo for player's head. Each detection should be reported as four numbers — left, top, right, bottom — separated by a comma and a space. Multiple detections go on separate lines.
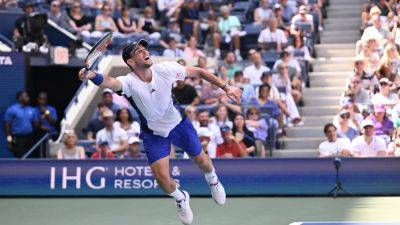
37, 92, 48, 105
16, 91, 29, 105
122, 39, 152, 71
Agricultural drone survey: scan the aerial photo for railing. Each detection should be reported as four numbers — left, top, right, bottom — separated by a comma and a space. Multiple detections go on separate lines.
22, 133, 50, 159
0, 33, 13, 48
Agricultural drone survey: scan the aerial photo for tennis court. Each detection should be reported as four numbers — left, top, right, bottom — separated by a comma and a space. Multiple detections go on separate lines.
2, 197, 400, 225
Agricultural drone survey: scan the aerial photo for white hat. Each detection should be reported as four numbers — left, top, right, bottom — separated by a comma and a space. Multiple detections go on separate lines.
379, 77, 390, 84
128, 136, 140, 144
361, 119, 374, 128
299, 5, 308, 13
197, 127, 212, 138
103, 109, 114, 118
103, 88, 113, 94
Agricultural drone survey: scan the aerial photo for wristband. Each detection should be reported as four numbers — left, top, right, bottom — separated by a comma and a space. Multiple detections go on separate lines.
90, 73, 104, 85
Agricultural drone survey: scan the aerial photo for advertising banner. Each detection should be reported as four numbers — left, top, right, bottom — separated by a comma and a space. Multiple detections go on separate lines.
0, 158, 399, 196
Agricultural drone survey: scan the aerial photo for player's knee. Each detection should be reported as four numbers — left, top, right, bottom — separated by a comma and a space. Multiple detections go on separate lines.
154, 172, 171, 186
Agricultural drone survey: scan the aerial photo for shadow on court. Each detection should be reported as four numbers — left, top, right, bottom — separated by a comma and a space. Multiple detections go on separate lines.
1, 197, 399, 225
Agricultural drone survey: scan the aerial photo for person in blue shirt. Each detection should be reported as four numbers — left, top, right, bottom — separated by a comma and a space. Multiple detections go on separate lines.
33, 92, 58, 139
4, 91, 35, 158
91, 88, 120, 120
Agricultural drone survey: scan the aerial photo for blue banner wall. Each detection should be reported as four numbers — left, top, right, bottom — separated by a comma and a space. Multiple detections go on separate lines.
0, 158, 399, 196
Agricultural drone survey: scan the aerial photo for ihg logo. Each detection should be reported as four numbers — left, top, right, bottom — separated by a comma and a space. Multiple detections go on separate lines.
50, 166, 106, 190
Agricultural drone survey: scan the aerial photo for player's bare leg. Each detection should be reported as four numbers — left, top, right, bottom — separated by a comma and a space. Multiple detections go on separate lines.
192, 151, 226, 205
150, 156, 193, 225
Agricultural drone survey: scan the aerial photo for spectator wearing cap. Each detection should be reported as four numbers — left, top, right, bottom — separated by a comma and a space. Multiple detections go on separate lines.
92, 88, 120, 120
33, 92, 58, 139
197, 127, 213, 156
254, 0, 273, 26
57, 130, 86, 159
194, 110, 223, 158
245, 107, 268, 157
371, 78, 399, 106
333, 100, 363, 133
163, 38, 184, 57
123, 136, 145, 159
183, 36, 205, 59
173, 81, 200, 106
230, 71, 256, 104
361, 14, 390, 43
95, 110, 128, 156
273, 4, 290, 32
86, 103, 108, 140
341, 75, 371, 105
386, 127, 400, 156
368, 104, 393, 143
336, 110, 359, 141
243, 52, 270, 85
351, 119, 387, 157
13, 2, 34, 43
216, 125, 248, 158
91, 140, 115, 159
48, 1, 73, 32
213, 5, 242, 60
232, 114, 256, 155
258, 17, 288, 52
319, 123, 352, 158
4, 91, 34, 158
94, 3, 118, 33
290, 5, 314, 36
114, 108, 140, 139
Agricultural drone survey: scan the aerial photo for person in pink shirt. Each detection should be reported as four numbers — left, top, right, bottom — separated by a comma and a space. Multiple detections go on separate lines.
368, 104, 393, 143
183, 36, 205, 58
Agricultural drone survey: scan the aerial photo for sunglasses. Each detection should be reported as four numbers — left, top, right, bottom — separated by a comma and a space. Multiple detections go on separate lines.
380, 82, 389, 86
340, 113, 350, 119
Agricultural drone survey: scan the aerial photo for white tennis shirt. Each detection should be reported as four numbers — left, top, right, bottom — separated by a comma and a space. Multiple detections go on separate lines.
116, 61, 186, 137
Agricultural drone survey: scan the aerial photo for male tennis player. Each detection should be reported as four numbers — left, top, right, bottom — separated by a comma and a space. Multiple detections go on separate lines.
78, 39, 242, 225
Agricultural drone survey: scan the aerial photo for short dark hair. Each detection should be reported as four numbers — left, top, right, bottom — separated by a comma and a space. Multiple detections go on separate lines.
197, 109, 209, 117
97, 102, 107, 109
323, 123, 336, 134
234, 71, 243, 77
261, 71, 271, 80
116, 108, 133, 123
258, 84, 271, 96
16, 91, 26, 100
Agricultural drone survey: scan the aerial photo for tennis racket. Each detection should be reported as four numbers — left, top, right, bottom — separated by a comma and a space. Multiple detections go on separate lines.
84, 32, 113, 71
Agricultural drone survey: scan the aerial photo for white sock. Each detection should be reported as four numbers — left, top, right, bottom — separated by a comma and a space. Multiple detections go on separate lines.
169, 188, 186, 202
205, 168, 218, 184
234, 49, 240, 56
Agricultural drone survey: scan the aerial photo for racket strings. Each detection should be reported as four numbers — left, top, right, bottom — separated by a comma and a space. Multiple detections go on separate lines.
85, 33, 113, 69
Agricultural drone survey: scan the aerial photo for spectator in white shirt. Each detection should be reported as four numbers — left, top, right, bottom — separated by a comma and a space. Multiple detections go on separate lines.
193, 109, 223, 158
387, 127, 400, 156
319, 123, 352, 157
114, 108, 140, 139
258, 17, 288, 51
254, 0, 273, 26
361, 14, 390, 44
351, 119, 387, 157
243, 52, 270, 85
96, 109, 128, 156
371, 78, 399, 106
290, 5, 314, 36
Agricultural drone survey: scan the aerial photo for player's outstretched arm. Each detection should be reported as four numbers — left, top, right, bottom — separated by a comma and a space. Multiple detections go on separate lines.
185, 66, 242, 103
78, 68, 122, 91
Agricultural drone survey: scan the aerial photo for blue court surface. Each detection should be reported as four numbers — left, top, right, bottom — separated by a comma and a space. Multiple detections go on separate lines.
1, 197, 400, 225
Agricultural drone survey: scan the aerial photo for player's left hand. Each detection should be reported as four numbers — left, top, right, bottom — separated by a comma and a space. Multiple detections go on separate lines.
224, 85, 242, 104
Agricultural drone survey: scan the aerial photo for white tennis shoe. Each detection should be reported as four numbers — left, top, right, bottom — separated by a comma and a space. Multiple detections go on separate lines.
208, 179, 226, 205
176, 191, 193, 225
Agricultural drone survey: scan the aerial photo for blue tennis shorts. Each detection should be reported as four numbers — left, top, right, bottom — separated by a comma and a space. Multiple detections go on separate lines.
140, 118, 202, 165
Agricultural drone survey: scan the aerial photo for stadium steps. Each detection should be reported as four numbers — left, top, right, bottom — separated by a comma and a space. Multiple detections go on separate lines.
278, 0, 366, 157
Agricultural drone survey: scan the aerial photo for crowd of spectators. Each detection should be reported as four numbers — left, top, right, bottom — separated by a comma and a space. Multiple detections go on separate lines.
3, 0, 330, 159
318, 0, 400, 158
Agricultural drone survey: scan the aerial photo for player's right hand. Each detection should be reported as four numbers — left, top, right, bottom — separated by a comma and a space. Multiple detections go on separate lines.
78, 68, 96, 81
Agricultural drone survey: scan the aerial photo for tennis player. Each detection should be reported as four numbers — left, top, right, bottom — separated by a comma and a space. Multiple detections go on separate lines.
78, 39, 242, 225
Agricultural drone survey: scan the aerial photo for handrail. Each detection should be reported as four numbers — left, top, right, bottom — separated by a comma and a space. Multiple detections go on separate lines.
0, 33, 13, 48
46, 19, 92, 50
22, 133, 50, 159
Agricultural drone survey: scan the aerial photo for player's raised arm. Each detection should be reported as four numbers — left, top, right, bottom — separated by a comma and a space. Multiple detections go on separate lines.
78, 69, 122, 91
185, 66, 242, 104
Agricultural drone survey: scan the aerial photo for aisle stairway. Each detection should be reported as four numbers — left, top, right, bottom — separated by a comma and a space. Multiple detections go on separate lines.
275, 0, 368, 157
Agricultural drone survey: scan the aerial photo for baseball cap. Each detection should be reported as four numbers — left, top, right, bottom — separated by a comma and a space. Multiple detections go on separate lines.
102, 88, 113, 94
299, 5, 308, 13
354, 54, 365, 62
273, 4, 281, 10
103, 109, 114, 118
128, 136, 140, 144
374, 104, 386, 113
122, 39, 149, 63
197, 127, 212, 138
361, 119, 374, 128
220, 125, 231, 133
98, 140, 109, 146
379, 77, 390, 84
